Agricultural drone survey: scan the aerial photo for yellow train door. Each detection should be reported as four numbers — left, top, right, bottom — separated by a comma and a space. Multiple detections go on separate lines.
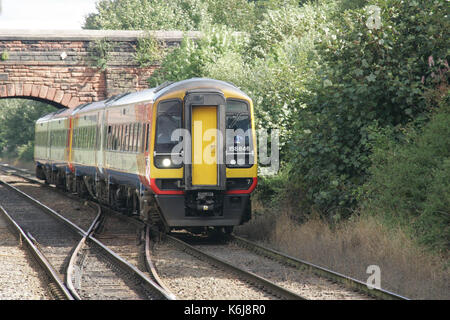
191, 106, 218, 186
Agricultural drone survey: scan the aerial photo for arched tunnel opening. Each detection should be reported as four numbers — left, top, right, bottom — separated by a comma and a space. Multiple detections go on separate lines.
0, 97, 61, 169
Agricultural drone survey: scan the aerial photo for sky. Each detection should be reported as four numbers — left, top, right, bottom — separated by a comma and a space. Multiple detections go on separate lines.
0, 0, 98, 30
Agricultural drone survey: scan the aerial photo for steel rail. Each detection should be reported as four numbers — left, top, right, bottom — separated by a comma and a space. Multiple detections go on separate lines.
145, 225, 176, 296
0, 203, 74, 300
230, 235, 409, 300
66, 203, 102, 300
0, 177, 174, 300
164, 232, 307, 300
0, 163, 410, 300
0, 165, 175, 299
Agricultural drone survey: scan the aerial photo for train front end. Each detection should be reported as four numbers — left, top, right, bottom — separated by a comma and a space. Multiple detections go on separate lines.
148, 79, 257, 232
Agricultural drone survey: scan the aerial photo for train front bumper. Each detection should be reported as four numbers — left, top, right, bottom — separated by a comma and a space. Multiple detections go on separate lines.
155, 194, 250, 227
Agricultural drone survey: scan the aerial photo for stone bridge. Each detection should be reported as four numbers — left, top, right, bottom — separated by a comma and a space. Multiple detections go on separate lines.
0, 29, 199, 108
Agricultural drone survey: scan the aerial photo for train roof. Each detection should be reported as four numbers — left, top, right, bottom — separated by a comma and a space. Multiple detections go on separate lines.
152, 78, 250, 101
70, 100, 107, 115
35, 78, 250, 123
35, 108, 67, 123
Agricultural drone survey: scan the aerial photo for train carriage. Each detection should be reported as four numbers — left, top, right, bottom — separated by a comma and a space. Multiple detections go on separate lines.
35, 108, 72, 186
34, 78, 257, 233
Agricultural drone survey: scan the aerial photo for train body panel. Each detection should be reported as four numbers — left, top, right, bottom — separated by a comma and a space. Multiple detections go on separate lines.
34, 78, 257, 231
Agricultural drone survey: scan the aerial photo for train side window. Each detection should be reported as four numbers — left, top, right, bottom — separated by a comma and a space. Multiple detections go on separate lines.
81, 127, 85, 149
131, 123, 135, 152
86, 127, 90, 149
106, 126, 110, 150
130, 123, 135, 152
117, 124, 121, 151
145, 123, 150, 153
92, 126, 95, 149
131, 123, 136, 152
133, 123, 138, 153
134, 123, 139, 153
79, 127, 83, 149
90, 126, 94, 149
116, 125, 120, 151
94, 126, 98, 150
111, 125, 116, 150
83, 127, 87, 149
127, 124, 131, 152
121, 125, 125, 151
137, 123, 142, 153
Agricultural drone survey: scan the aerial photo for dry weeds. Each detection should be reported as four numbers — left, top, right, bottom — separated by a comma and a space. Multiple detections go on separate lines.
236, 203, 449, 299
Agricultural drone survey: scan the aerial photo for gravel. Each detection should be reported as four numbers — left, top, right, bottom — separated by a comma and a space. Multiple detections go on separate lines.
195, 242, 372, 300
0, 217, 52, 300
152, 241, 273, 300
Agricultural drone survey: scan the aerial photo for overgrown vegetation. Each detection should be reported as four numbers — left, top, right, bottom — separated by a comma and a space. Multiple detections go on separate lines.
83, 0, 449, 258
87, 38, 114, 71
362, 97, 450, 251
0, 99, 55, 161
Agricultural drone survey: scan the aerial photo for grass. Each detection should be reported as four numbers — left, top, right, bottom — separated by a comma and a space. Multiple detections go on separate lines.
236, 200, 450, 300
0, 156, 35, 171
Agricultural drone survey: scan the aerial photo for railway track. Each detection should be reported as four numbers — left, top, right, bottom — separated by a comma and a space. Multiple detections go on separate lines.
0, 174, 174, 300
186, 232, 409, 299
228, 235, 409, 300
0, 163, 409, 300
160, 231, 305, 300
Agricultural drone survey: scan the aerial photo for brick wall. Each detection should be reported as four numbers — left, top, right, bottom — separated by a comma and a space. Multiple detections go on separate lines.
0, 30, 200, 108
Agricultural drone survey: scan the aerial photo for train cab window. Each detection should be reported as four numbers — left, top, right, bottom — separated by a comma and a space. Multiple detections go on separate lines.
226, 100, 251, 132
226, 99, 253, 168
155, 100, 182, 154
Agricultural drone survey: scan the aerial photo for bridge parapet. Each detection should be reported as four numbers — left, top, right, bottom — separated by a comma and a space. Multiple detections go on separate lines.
0, 30, 200, 108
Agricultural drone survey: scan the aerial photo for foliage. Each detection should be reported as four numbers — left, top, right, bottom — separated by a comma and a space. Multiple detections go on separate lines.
1, 51, 8, 61
288, 0, 449, 212
0, 99, 55, 157
17, 141, 35, 161
361, 95, 450, 252
83, 0, 255, 32
83, 0, 450, 250
147, 26, 247, 86
134, 35, 166, 67
87, 39, 114, 71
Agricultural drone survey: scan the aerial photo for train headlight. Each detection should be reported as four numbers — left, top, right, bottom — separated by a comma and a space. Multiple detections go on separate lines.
154, 154, 182, 169
162, 158, 172, 167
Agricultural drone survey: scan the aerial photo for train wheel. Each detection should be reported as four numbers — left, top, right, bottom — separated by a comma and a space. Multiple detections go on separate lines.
140, 191, 168, 232
224, 226, 234, 234
131, 191, 140, 216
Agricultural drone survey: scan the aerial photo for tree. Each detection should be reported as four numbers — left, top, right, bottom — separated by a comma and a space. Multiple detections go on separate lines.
0, 99, 55, 159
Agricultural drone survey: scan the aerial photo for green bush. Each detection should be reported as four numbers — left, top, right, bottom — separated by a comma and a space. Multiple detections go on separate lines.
362, 96, 450, 252
147, 26, 247, 86
288, 0, 449, 212
83, 0, 449, 250
17, 141, 35, 162
0, 99, 55, 156
84, 0, 255, 31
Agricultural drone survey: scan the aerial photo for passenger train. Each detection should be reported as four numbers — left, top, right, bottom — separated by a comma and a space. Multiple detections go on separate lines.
34, 78, 257, 233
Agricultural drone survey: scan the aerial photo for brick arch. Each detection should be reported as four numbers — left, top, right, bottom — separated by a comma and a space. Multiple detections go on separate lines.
0, 83, 75, 108
0, 30, 200, 109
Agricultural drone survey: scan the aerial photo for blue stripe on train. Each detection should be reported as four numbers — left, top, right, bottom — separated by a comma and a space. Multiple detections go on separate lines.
73, 163, 141, 190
